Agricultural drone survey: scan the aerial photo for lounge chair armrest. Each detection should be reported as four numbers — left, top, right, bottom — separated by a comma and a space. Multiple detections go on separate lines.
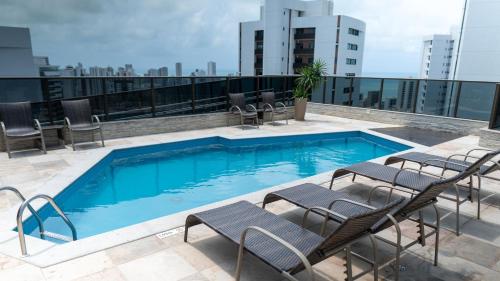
392, 167, 446, 186
466, 148, 493, 158
0, 121, 6, 136
64, 117, 72, 129
245, 104, 258, 112
263, 103, 274, 112
92, 115, 101, 125
33, 119, 42, 131
446, 153, 473, 162
276, 101, 286, 110
328, 198, 376, 211
302, 206, 347, 236
367, 185, 398, 204
229, 105, 242, 114
238, 226, 314, 281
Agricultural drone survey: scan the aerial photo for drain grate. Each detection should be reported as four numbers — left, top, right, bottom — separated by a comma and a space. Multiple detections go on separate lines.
156, 227, 184, 240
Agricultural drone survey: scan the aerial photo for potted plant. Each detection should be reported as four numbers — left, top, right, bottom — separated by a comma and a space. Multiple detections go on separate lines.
293, 60, 327, 121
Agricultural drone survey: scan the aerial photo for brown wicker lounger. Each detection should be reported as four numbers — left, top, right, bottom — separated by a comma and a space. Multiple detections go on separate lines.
184, 199, 401, 281
385, 149, 500, 181
264, 159, 488, 281
329, 150, 500, 236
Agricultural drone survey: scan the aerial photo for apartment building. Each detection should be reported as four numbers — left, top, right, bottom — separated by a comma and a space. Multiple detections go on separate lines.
417, 34, 455, 114
239, 0, 365, 76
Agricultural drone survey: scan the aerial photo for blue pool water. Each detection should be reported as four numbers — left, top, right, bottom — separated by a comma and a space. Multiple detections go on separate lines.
23, 131, 410, 240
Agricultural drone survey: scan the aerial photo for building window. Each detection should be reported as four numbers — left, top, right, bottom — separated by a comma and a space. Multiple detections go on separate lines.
346, 58, 357, 65
347, 43, 358, 50
348, 28, 360, 36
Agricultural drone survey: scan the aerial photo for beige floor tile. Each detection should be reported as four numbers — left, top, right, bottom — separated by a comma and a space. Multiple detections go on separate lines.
42, 252, 113, 281
117, 250, 197, 281
0, 263, 46, 281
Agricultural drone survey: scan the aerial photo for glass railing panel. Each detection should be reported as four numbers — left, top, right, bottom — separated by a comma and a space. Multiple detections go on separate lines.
380, 79, 418, 112
0, 78, 52, 123
194, 77, 227, 113
153, 77, 192, 117
351, 78, 382, 108
105, 78, 153, 121
0, 78, 43, 102
332, 77, 352, 106
456, 82, 496, 121
415, 80, 455, 116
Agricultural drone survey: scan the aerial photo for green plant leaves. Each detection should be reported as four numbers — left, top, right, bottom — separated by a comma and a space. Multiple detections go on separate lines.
293, 60, 327, 99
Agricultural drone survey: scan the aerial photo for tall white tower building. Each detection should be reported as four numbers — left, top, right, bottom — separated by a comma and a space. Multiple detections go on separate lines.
417, 35, 455, 115
419, 35, 454, 80
207, 61, 216, 76
239, 0, 365, 76
175, 62, 182, 77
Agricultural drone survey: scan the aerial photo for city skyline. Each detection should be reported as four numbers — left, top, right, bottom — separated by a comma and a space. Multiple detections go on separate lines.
0, 0, 464, 76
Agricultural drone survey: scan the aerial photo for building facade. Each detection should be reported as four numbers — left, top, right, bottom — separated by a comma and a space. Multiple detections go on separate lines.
239, 0, 365, 76
0, 26, 38, 77
452, 0, 500, 82
417, 34, 455, 115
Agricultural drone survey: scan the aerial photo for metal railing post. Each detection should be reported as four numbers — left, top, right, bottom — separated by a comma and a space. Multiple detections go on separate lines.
41, 78, 54, 125
348, 78, 354, 106
101, 78, 109, 121
331, 77, 337, 104
489, 84, 500, 129
256, 77, 260, 108
191, 77, 196, 113
412, 79, 420, 113
150, 78, 156, 117
453, 81, 463, 118
322, 78, 327, 104
378, 79, 384, 110
225, 77, 230, 110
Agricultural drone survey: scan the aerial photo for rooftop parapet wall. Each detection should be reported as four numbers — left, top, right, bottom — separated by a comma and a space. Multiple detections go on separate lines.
307, 102, 488, 136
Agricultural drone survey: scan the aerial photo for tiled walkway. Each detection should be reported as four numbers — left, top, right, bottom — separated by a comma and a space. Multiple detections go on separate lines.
0, 113, 498, 281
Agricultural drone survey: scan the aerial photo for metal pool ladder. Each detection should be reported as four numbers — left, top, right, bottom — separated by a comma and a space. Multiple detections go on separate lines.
1, 187, 77, 256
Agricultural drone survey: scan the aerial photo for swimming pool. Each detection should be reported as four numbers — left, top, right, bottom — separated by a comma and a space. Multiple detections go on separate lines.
23, 131, 411, 240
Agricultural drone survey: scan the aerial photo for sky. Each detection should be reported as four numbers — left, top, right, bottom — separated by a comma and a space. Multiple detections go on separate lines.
0, 0, 465, 76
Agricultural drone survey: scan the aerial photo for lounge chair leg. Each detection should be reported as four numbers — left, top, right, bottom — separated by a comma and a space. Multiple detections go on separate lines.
235, 242, 246, 281
468, 176, 473, 202
352, 174, 356, 182
183, 225, 189, 242
368, 234, 379, 281
99, 129, 105, 147
40, 134, 47, 155
454, 183, 460, 236
400, 160, 405, 169
418, 210, 426, 246
477, 175, 481, 220
344, 246, 353, 281
69, 129, 76, 151
4, 137, 11, 159
387, 215, 401, 281
432, 204, 440, 266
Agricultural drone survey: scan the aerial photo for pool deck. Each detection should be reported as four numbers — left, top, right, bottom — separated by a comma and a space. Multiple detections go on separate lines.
0, 113, 499, 281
